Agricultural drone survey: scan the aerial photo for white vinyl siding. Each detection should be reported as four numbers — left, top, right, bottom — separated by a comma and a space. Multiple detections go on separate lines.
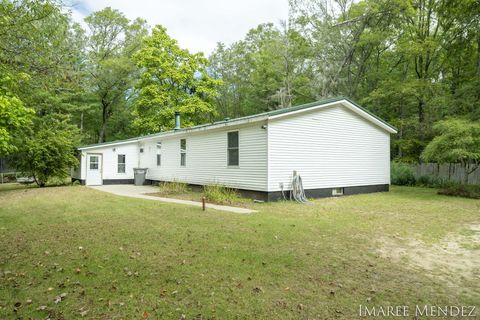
141, 123, 268, 191
76, 100, 393, 192
79, 142, 138, 181
267, 104, 391, 191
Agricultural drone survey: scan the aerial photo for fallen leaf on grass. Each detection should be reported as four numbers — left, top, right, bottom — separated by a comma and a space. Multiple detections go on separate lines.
252, 287, 263, 294
54, 293, 67, 304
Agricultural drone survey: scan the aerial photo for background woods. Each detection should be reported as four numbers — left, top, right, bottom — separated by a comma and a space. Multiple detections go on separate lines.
1, 0, 479, 184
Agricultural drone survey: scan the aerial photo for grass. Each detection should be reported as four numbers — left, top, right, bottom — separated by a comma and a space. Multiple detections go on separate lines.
0, 184, 479, 319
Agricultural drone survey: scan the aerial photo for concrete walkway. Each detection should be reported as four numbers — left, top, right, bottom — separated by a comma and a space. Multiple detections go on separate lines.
88, 185, 256, 214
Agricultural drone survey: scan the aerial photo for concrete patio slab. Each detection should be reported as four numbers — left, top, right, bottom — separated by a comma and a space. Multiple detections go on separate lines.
88, 184, 256, 214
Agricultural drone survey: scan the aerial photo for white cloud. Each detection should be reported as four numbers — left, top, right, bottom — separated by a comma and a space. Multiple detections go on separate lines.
68, 0, 289, 55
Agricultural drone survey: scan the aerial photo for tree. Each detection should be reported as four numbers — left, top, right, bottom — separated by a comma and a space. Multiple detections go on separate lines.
209, 22, 313, 118
133, 25, 221, 133
84, 8, 148, 143
0, 0, 86, 183
288, 0, 480, 161
0, 73, 34, 155
0, 0, 80, 157
422, 119, 480, 184
14, 115, 80, 187
0, 95, 32, 155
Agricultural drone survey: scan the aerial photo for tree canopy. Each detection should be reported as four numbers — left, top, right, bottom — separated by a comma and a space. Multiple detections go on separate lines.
422, 119, 480, 183
132, 25, 221, 134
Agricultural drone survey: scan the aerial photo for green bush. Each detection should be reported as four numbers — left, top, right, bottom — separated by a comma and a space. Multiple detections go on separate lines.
433, 177, 456, 189
416, 175, 432, 187
47, 176, 71, 186
438, 184, 480, 199
203, 184, 239, 205
414, 175, 456, 188
391, 162, 416, 186
158, 181, 190, 195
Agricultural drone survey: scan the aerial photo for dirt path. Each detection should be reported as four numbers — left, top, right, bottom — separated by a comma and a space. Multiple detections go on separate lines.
377, 224, 480, 294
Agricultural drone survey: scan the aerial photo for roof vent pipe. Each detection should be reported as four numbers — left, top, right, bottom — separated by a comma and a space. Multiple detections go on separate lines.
174, 111, 181, 130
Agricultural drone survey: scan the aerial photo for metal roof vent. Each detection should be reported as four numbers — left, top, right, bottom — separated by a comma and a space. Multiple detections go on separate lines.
174, 112, 181, 130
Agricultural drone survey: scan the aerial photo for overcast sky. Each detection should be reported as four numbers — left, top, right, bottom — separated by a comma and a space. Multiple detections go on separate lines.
69, 0, 289, 55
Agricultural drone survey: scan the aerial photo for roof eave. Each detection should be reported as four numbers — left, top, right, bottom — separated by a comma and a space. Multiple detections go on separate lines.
268, 98, 398, 134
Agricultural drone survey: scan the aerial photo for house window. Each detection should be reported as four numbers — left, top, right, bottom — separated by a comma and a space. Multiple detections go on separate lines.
117, 154, 126, 173
180, 139, 186, 166
89, 156, 99, 170
156, 142, 161, 166
332, 188, 344, 196
227, 131, 239, 166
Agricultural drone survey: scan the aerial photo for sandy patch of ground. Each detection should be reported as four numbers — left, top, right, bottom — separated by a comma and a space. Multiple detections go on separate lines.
377, 224, 480, 292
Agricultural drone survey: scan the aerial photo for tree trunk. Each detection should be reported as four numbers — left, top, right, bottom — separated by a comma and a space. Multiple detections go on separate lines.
98, 121, 107, 144
80, 111, 84, 133
98, 101, 110, 143
477, 33, 480, 78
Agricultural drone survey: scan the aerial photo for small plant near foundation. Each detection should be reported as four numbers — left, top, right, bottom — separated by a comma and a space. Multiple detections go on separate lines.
203, 184, 239, 205
158, 180, 190, 195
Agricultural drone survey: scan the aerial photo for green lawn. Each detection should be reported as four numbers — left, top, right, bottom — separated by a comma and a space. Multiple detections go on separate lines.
0, 185, 479, 319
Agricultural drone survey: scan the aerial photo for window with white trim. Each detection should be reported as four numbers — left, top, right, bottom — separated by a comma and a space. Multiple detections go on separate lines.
89, 156, 99, 170
117, 154, 126, 173
227, 131, 239, 166
180, 139, 186, 166
156, 142, 161, 166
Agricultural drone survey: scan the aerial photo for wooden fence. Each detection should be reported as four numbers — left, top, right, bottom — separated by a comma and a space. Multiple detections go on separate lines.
410, 163, 480, 185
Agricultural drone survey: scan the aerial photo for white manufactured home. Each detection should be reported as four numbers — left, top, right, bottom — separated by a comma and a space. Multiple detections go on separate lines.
72, 97, 397, 201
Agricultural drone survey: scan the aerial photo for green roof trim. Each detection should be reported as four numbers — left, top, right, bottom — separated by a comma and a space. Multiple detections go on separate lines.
78, 97, 397, 149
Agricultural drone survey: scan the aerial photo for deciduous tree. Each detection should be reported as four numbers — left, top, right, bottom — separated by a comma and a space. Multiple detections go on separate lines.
84, 7, 147, 142
422, 119, 480, 184
133, 25, 220, 133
